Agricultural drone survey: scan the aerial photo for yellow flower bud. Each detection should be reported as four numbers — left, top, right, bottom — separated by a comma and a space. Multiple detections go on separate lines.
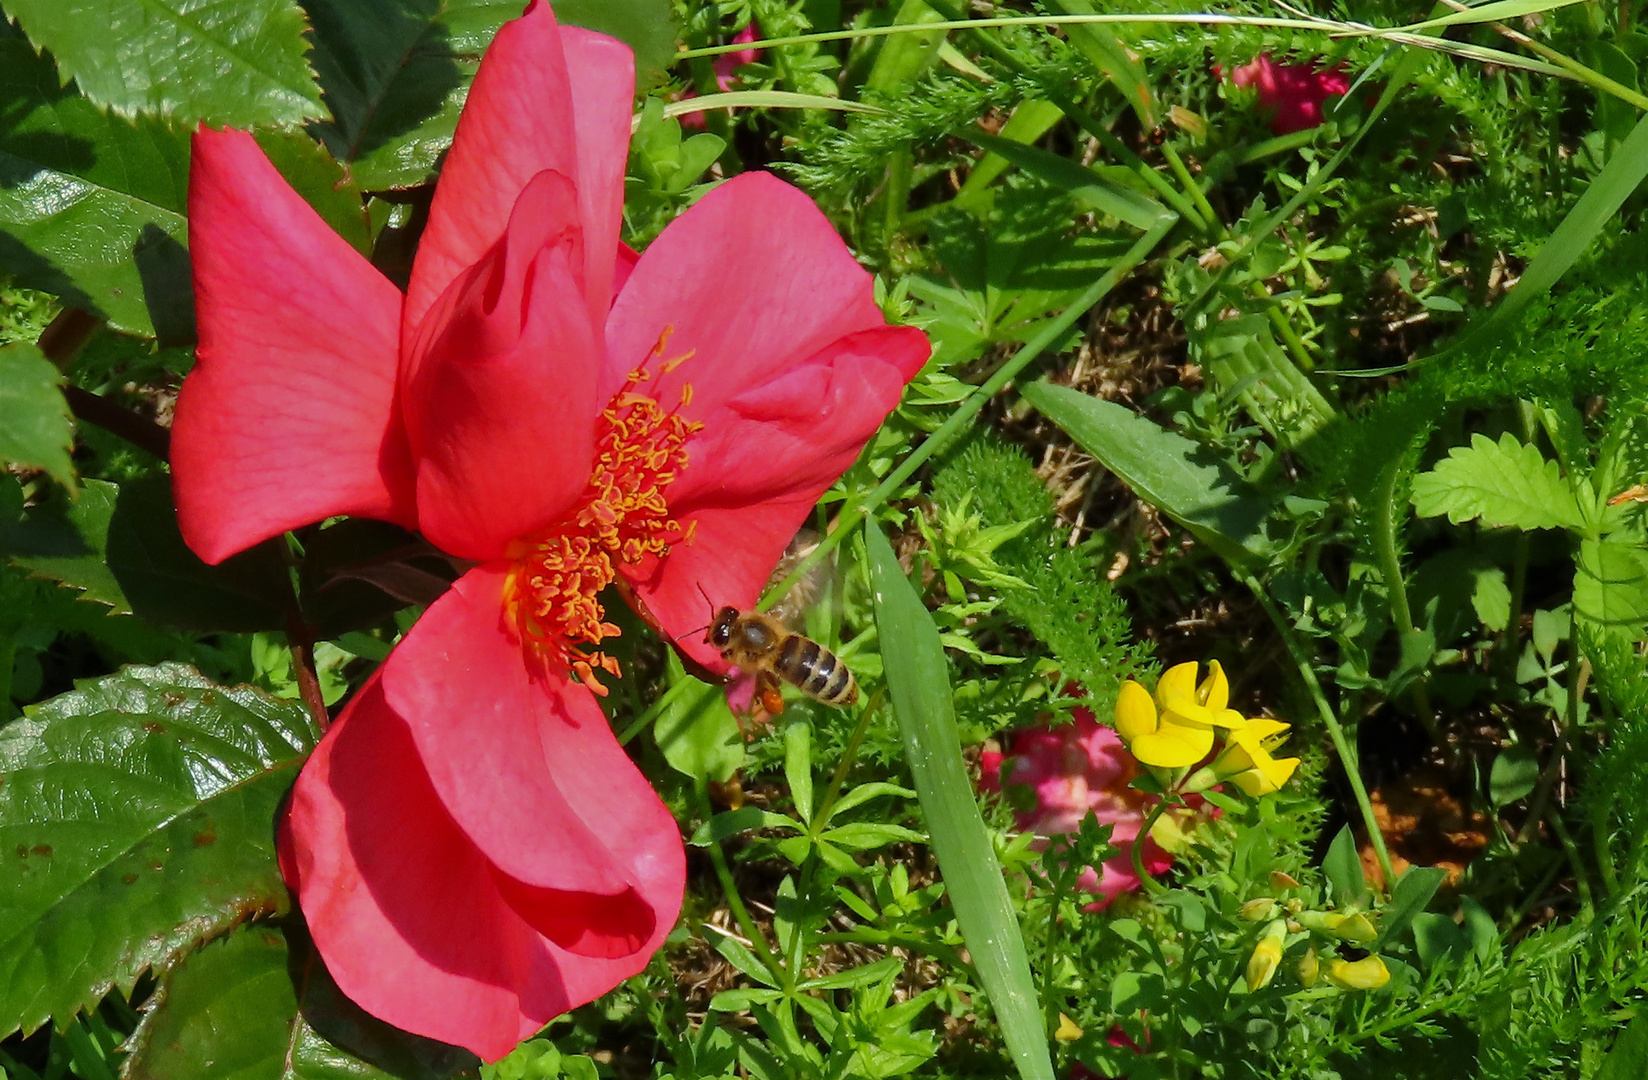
1246, 920, 1288, 992
1054, 1014, 1084, 1042
1240, 898, 1279, 922
1270, 871, 1302, 890
1297, 910, 1378, 943
1212, 717, 1299, 796
1298, 947, 1319, 987
1326, 955, 1390, 990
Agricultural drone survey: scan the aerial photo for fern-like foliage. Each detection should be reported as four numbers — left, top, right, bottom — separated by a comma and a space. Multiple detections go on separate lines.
930, 433, 1147, 715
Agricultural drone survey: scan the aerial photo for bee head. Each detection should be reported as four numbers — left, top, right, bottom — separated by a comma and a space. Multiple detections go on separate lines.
707, 607, 739, 648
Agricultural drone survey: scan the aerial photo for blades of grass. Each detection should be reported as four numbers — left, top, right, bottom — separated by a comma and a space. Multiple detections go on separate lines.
1043, 0, 1155, 126
966, 133, 1167, 230
657, 91, 885, 124
1471, 111, 1648, 337
1380, 0, 1586, 33
865, 525, 1053, 1080
951, 100, 1064, 210
1018, 380, 1277, 565
760, 213, 1177, 610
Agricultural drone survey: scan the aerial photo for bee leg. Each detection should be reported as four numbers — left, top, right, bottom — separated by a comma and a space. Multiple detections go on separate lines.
757, 670, 785, 718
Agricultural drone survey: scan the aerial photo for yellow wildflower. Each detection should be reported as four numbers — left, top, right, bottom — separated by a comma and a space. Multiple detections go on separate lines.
1115, 661, 1240, 768
1211, 717, 1300, 796
1326, 955, 1390, 990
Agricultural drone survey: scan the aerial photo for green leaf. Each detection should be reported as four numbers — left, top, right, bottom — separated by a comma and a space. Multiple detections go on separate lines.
0, 664, 320, 1039
652, 653, 743, 783
1410, 911, 1469, 971
817, 822, 925, 851
688, 807, 802, 846
0, 478, 291, 632
799, 957, 905, 991
1411, 433, 1584, 531
1474, 110, 1648, 338
1598, 1013, 1648, 1080
952, 100, 1064, 208
124, 923, 474, 1079
862, 0, 948, 97
967, 134, 1169, 231
1376, 866, 1448, 947
308, 0, 677, 191
866, 524, 1053, 1080
783, 720, 814, 825
1019, 379, 1276, 565
0, 344, 73, 488
552, 0, 679, 88
1574, 536, 1648, 633
306, 0, 515, 191
1323, 824, 1367, 909
1489, 743, 1540, 807
0, 39, 192, 339
3, 0, 324, 126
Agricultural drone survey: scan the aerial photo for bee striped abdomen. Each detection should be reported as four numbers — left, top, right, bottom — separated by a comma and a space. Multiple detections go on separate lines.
776, 634, 858, 706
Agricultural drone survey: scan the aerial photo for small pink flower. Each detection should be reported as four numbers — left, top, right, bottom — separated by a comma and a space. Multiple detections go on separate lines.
980, 707, 1173, 909
713, 24, 761, 91
680, 24, 760, 128
1226, 54, 1351, 134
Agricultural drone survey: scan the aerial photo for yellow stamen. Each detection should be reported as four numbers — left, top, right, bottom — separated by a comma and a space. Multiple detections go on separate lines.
506, 333, 701, 692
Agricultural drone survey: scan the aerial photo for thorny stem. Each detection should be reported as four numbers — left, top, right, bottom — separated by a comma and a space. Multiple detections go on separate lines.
761, 215, 1175, 610
694, 781, 784, 983
36, 307, 173, 461
285, 607, 330, 734
1242, 573, 1397, 889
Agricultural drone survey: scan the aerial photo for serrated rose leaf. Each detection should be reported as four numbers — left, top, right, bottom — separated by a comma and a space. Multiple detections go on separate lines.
0, 478, 290, 631
3, 0, 325, 127
0, 664, 319, 1039
0, 343, 75, 488
0, 39, 192, 340
123, 924, 475, 1080
1411, 432, 1585, 531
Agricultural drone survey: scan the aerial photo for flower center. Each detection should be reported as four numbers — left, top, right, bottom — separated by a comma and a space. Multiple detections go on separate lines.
506, 331, 700, 693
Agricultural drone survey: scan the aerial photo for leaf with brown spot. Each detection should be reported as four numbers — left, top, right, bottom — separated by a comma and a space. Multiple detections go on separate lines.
0, 664, 320, 1040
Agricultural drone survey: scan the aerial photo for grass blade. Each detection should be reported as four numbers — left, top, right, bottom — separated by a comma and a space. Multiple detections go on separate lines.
866, 525, 1054, 1080
1476, 111, 1648, 335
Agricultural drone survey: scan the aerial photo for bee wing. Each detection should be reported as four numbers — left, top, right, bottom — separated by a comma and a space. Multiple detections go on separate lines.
765, 527, 834, 631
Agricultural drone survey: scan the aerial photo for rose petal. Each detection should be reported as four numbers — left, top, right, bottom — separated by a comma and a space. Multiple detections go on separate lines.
605, 171, 891, 414
283, 669, 684, 1061
377, 563, 681, 949
401, 170, 601, 560
404, 1, 633, 348
172, 127, 414, 565
622, 326, 928, 670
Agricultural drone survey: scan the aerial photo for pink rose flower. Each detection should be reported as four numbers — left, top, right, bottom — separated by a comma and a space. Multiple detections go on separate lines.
1227, 54, 1351, 134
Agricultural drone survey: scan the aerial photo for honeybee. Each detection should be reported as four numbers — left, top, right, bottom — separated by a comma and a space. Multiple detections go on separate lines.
705, 606, 859, 717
